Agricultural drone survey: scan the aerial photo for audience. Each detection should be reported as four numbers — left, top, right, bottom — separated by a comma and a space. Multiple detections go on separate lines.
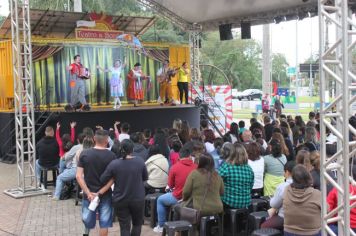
245, 142, 264, 197
130, 132, 149, 161
226, 122, 239, 143
153, 142, 197, 233
261, 161, 296, 230
36, 126, 60, 186
203, 129, 215, 153
181, 153, 224, 230
283, 164, 321, 236
263, 139, 287, 196
100, 139, 148, 236
218, 143, 254, 209
145, 145, 169, 194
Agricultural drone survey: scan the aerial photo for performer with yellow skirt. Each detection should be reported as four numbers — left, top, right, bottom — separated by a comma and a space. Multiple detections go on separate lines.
157, 60, 178, 106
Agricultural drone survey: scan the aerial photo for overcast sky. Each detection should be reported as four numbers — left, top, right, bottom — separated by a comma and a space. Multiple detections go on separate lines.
0, 0, 320, 67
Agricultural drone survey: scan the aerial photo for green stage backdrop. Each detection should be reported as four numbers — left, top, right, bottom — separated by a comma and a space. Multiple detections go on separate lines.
33, 45, 162, 106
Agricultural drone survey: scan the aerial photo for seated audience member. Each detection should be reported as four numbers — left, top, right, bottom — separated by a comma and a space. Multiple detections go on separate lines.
145, 145, 169, 194
57, 122, 76, 173
298, 126, 320, 152
210, 137, 224, 170
309, 111, 318, 125
115, 122, 130, 142
241, 130, 253, 143
309, 151, 321, 190
261, 161, 296, 230
181, 154, 224, 228
191, 140, 206, 164
153, 142, 197, 233
264, 115, 274, 142
179, 120, 191, 144
252, 128, 268, 150
271, 132, 290, 159
143, 129, 152, 146
283, 164, 321, 236
53, 133, 86, 200
153, 129, 170, 159
203, 129, 216, 153
239, 120, 247, 134
226, 122, 240, 143
36, 126, 60, 185
190, 128, 202, 142
169, 139, 182, 166
172, 118, 182, 131
200, 119, 209, 131
130, 132, 149, 161
327, 164, 356, 234
245, 142, 264, 197
263, 139, 287, 196
280, 126, 295, 161
296, 150, 313, 172
100, 139, 148, 236
218, 143, 254, 209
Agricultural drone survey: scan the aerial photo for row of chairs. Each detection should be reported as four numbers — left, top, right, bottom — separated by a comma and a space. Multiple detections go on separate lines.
144, 192, 281, 236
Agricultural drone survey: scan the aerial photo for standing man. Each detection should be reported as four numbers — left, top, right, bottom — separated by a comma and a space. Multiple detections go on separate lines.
274, 95, 284, 118
177, 62, 190, 104
76, 130, 116, 236
157, 60, 178, 106
67, 55, 87, 109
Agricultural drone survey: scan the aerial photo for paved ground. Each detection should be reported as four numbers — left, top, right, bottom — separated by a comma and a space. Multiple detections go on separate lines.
0, 163, 158, 236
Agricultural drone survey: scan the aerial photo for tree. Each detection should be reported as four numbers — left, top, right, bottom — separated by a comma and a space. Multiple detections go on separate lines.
200, 31, 262, 90
271, 53, 289, 87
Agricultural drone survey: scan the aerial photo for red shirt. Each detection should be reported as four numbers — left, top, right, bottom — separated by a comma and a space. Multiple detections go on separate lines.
56, 127, 75, 157
327, 185, 356, 228
169, 151, 180, 166
70, 63, 82, 75
168, 158, 197, 200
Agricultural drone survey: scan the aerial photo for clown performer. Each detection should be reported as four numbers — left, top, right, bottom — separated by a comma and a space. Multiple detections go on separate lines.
127, 62, 150, 107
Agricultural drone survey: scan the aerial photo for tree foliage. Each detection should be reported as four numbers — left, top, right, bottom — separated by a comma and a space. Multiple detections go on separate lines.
271, 53, 289, 87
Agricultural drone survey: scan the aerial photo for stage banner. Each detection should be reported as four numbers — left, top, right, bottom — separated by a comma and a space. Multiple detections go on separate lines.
33, 45, 162, 106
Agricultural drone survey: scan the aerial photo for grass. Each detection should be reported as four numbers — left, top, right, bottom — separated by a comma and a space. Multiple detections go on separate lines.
232, 108, 311, 120
294, 96, 320, 103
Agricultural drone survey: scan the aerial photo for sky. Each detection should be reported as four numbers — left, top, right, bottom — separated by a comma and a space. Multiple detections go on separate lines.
0, 0, 320, 66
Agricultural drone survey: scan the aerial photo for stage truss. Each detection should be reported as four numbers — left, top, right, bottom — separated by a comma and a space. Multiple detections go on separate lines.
5, 0, 49, 198
319, 0, 356, 235
137, 0, 202, 85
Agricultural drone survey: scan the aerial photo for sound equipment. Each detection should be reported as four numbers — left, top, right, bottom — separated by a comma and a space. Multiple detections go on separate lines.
79, 67, 90, 80
241, 21, 251, 39
219, 24, 233, 41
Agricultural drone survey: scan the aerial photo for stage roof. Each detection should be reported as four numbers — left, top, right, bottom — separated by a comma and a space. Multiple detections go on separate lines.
150, 0, 320, 30
0, 8, 156, 39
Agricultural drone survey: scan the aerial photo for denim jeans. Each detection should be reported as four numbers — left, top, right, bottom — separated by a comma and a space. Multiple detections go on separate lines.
82, 194, 113, 229
53, 167, 76, 199
59, 159, 66, 174
157, 192, 178, 227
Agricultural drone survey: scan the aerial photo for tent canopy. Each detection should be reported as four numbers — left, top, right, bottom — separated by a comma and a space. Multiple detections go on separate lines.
151, 0, 319, 30
0, 8, 156, 39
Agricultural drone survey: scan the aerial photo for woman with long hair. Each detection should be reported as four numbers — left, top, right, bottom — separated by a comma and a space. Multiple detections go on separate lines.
203, 129, 215, 153
263, 139, 287, 196
271, 132, 290, 158
100, 139, 148, 236
226, 122, 240, 143
181, 154, 224, 227
179, 120, 191, 144
153, 129, 170, 159
218, 143, 254, 209
245, 142, 264, 197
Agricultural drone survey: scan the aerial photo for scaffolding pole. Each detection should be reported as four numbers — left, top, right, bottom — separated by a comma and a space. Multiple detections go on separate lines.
319, 0, 354, 234
4, 0, 49, 198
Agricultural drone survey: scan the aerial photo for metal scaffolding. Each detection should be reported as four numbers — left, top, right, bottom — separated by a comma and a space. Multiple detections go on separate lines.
319, 0, 355, 235
4, 0, 49, 198
137, 0, 202, 85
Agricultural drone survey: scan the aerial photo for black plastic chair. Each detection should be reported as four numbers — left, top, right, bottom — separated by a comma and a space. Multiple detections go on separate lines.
248, 211, 269, 232
162, 220, 194, 236
200, 214, 223, 236
40, 167, 58, 189
249, 198, 269, 212
144, 192, 164, 228
225, 207, 249, 236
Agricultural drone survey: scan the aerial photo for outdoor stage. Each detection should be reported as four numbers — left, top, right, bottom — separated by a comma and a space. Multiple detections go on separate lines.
0, 104, 200, 161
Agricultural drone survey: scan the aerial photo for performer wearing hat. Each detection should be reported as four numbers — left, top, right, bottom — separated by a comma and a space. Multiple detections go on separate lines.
157, 60, 178, 106
67, 55, 87, 109
127, 63, 150, 107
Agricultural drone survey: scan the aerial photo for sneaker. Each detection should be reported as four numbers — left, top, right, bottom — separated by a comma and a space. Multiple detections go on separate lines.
153, 225, 163, 233
52, 196, 59, 201
113, 105, 117, 109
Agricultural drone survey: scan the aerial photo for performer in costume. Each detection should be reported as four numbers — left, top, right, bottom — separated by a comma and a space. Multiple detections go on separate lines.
157, 60, 178, 106
127, 62, 150, 107
97, 59, 126, 109
177, 62, 190, 104
66, 55, 87, 109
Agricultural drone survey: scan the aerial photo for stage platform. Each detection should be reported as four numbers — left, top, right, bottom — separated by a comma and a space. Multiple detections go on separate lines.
0, 104, 200, 161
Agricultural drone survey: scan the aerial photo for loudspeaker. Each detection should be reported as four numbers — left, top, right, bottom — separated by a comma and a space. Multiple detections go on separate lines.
241, 22, 251, 39
219, 24, 233, 41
